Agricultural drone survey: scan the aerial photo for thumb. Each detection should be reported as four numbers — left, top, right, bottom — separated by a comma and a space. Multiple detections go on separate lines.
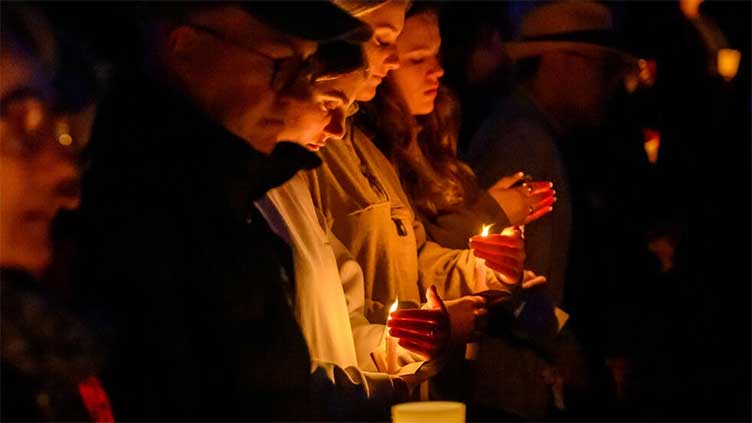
425, 285, 448, 313
495, 171, 525, 190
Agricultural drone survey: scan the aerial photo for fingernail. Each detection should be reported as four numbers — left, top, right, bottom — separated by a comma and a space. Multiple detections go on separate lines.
552, 190, 557, 195
549, 206, 554, 211
549, 182, 554, 187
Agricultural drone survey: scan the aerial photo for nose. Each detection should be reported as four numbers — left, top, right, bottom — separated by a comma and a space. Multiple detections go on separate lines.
323, 109, 346, 140
428, 58, 444, 81
383, 47, 400, 72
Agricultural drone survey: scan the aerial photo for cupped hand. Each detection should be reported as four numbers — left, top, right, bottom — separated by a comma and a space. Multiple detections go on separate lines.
387, 285, 450, 360
444, 295, 488, 343
487, 172, 556, 226
469, 228, 526, 285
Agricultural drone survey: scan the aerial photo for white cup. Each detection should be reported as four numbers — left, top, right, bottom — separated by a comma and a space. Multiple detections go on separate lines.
392, 401, 466, 423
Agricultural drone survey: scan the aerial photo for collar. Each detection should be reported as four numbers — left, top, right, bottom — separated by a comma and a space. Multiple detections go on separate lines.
95, 73, 321, 217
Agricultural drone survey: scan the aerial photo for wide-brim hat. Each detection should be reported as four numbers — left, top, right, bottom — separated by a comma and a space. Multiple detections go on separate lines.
505, 1, 636, 62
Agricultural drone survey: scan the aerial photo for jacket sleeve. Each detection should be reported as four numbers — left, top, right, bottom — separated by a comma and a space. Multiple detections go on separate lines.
330, 230, 384, 371
414, 216, 520, 303
425, 191, 511, 250
309, 360, 408, 420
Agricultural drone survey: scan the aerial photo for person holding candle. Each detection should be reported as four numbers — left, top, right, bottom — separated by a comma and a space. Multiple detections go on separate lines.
259, 46, 452, 420
364, 6, 572, 417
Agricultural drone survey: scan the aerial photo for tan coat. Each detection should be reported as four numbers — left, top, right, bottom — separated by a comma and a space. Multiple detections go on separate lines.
305, 123, 514, 325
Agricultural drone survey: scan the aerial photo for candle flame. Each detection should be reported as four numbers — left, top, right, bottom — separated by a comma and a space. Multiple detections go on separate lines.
480, 224, 493, 237
388, 298, 398, 318
501, 226, 516, 236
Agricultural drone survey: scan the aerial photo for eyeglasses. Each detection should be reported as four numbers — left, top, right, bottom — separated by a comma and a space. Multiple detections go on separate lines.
185, 23, 314, 93
1, 88, 82, 159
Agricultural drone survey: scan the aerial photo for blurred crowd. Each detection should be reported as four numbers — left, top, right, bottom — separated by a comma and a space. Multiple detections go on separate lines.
1, 1, 749, 421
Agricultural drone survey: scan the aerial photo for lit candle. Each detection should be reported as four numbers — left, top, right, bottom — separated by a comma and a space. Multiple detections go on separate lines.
474, 224, 493, 287
386, 298, 399, 374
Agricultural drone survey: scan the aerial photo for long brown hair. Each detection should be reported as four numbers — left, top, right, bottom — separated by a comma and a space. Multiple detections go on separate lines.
357, 7, 478, 219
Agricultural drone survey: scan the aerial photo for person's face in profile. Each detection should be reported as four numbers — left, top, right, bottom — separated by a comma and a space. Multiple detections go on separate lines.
353, 0, 407, 102
277, 71, 365, 151
169, 7, 317, 153
390, 10, 444, 115
0, 45, 91, 276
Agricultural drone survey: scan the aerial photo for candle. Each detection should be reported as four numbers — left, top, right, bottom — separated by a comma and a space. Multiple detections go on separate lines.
386, 298, 399, 374
392, 401, 466, 423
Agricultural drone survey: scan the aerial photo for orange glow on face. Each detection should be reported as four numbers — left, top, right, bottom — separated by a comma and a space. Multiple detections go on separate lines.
480, 224, 493, 237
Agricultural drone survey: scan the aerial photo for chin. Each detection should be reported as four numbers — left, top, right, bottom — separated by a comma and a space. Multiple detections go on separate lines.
356, 85, 378, 102
414, 103, 435, 116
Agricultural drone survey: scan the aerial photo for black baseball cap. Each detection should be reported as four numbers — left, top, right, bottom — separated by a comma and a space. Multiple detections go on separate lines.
139, 1, 372, 44
248, 1, 372, 43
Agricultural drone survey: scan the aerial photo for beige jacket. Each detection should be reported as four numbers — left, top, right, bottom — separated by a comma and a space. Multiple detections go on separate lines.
304, 123, 515, 325
261, 173, 416, 417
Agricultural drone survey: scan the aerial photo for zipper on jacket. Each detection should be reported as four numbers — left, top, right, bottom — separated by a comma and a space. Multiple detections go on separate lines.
393, 218, 408, 237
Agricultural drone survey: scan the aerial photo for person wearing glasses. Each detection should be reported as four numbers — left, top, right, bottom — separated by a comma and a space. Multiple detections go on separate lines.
0, 5, 113, 422
77, 3, 371, 420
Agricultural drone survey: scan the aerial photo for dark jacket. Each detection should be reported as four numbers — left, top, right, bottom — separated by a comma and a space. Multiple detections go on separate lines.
419, 190, 510, 251
1, 268, 109, 422
78, 72, 318, 421
465, 89, 572, 306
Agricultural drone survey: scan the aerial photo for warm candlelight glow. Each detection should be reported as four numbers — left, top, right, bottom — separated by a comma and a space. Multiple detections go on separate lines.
392, 401, 466, 423
480, 224, 493, 237
388, 298, 399, 317
638, 59, 657, 88
679, 0, 703, 20
500, 226, 516, 237
717, 49, 741, 81
642, 128, 660, 164
385, 298, 399, 374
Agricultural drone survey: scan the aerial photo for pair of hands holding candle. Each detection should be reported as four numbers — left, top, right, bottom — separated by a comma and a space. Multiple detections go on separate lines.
487, 171, 556, 226
386, 225, 543, 362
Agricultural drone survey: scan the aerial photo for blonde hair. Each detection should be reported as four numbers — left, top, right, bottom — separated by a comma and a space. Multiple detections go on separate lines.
331, 0, 400, 17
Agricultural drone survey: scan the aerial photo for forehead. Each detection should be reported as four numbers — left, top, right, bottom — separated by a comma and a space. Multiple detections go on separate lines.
191, 6, 317, 58
314, 70, 366, 103
0, 47, 48, 99
397, 11, 440, 52
360, 1, 406, 35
